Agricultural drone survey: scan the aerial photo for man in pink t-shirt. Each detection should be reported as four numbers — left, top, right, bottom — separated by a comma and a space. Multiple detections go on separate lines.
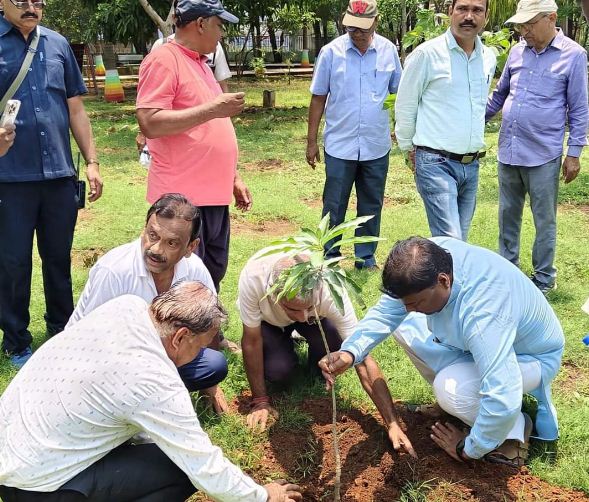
137, 0, 251, 292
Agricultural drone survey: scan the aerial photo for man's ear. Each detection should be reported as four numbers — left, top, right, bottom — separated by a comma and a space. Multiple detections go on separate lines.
186, 237, 199, 257
170, 326, 191, 349
438, 273, 452, 289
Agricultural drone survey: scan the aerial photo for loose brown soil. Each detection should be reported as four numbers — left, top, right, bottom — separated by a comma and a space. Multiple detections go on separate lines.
71, 247, 106, 269
230, 215, 298, 236
242, 159, 288, 172
253, 398, 588, 502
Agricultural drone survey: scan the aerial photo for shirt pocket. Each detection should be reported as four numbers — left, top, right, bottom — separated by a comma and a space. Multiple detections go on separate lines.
531, 70, 566, 107
371, 64, 395, 100
45, 58, 66, 93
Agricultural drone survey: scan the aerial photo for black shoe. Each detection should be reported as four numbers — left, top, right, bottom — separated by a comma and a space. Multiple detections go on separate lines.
530, 276, 556, 296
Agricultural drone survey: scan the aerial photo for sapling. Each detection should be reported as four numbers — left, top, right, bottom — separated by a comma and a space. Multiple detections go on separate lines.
256, 214, 382, 501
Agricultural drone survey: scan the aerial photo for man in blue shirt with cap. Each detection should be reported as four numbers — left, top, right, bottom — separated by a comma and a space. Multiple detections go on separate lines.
0, 0, 103, 369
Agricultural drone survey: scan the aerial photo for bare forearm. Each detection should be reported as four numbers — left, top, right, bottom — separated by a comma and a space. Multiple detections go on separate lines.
69, 109, 96, 162
355, 357, 398, 427
307, 95, 327, 145
242, 330, 268, 398
137, 104, 218, 138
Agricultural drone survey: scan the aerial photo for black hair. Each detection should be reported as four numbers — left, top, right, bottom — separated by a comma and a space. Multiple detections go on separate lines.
451, 0, 488, 11
146, 193, 201, 242
381, 237, 453, 299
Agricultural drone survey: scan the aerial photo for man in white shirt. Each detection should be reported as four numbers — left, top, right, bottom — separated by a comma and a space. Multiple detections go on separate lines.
238, 253, 416, 457
67, 193, 229, 413
0, 281, 301, 502
395, 0, 496, 241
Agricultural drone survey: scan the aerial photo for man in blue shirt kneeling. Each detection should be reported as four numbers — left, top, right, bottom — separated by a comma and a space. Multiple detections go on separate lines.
320, 237, 564, 466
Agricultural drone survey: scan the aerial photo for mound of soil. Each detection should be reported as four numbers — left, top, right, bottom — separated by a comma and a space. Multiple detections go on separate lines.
256, 398, 588, 502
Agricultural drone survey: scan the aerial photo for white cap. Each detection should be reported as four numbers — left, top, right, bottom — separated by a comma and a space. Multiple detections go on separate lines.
505, 0, 558, 24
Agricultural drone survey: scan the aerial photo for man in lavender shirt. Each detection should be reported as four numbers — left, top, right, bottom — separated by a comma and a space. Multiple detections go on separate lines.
486, 0, 588, 294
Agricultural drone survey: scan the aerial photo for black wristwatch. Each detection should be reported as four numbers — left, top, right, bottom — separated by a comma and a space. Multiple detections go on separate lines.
456, 438, 466, 460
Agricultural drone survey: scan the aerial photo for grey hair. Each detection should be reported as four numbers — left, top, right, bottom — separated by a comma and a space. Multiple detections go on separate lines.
270, 254, 317, 303
150, 281, 227, 336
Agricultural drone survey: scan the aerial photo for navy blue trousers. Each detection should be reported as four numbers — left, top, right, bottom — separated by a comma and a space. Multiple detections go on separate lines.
178, 347, 228, 391
322, 151, 390, 268
195, 206, 230, 293
0, 443, 194, 502
0, 179, 78, 354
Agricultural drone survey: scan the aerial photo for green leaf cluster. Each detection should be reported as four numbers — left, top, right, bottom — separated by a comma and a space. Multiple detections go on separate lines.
257, 214, 383, 314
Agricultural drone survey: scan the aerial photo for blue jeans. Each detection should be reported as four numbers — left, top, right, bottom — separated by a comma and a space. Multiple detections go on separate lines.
322, 151, 389, 268
498, 157, 561, 287
414, 149, 480, 241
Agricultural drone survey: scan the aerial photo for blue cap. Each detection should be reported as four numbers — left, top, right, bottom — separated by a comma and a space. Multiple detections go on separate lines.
583, 334, 589, 346
175, 0, 239, 25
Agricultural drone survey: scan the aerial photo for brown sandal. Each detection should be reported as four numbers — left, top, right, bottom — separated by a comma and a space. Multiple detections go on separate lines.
485, 413, 533, 467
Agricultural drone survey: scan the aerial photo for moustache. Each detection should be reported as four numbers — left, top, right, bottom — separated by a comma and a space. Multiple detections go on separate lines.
145, 251, 166, 263
21, 13, 39, 19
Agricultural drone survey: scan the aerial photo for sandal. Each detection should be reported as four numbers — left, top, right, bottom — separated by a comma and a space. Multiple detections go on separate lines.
485, 413, 533, 467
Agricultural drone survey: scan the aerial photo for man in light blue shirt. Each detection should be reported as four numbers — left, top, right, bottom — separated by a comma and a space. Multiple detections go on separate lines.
306, 0, 401, 269
319, 237, 564, 464
395, 0, 496, 241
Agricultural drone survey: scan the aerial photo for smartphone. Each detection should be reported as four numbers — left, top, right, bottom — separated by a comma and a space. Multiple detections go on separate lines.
1, 100, 21, 128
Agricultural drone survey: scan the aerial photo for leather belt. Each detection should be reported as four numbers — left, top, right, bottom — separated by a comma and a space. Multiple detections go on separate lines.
417, 145, 486, 164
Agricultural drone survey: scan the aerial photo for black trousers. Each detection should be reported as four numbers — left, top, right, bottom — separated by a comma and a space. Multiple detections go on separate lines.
0, 444, 195, 502
195, 205, 230, 293
0, 179, 78, 354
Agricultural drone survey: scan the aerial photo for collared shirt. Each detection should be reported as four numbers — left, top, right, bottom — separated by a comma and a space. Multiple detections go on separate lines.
310, 33, 402, 161
136, 41, 238, 206
66, 239, 214, 328
395, 30, 496, 154
341, 237, 564, 459
0, 17, 87, 182
237, 253, 357, 338
0, 296, 267, 501
486, 30, 588, 166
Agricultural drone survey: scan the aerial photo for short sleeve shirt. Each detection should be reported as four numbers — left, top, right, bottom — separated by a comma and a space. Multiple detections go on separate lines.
237, 254, 358, 338
136, 41, 238, 206
0, 18, 87, 182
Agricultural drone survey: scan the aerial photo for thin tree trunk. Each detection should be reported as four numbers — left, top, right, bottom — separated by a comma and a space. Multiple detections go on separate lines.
313, 20, 322, 57
268, 23, 281, 63
314, 305, 341, 502
137, 0, 173, 36
400, 0, 407, 61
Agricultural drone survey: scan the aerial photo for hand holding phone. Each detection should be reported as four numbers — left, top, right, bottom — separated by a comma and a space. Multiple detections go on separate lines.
1, 100, 21, 128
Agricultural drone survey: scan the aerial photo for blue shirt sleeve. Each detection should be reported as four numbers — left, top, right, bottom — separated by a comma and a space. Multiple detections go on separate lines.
389, 47, 402, 94
309, 46, 332, 96
341, 294, 408, 364
460, 299, 523, 459
62, 39, 87, 98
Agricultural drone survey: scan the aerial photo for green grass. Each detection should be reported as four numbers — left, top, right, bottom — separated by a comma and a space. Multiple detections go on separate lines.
1, 78, 589, 495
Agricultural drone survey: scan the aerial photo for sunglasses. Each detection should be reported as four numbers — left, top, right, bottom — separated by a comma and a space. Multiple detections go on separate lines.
515, 14, 549, 32
9, 0, 46, 9
345, 26, 373, 34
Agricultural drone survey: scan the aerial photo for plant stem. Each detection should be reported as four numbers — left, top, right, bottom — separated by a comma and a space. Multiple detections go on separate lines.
314, 305, 341, 502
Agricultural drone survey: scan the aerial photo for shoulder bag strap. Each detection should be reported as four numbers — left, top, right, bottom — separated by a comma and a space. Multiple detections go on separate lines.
0, 26, 40, 112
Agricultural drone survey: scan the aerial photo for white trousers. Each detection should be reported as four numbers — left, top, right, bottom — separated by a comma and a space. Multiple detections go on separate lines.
392, 329, 542, 442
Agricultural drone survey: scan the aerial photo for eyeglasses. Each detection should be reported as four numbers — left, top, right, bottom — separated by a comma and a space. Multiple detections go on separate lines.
345, 26, 373, 34
9, 0, 46, 9
515, 14, 549, 32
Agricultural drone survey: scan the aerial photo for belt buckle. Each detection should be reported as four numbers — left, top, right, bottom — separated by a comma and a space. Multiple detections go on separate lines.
461, 154, 475, 164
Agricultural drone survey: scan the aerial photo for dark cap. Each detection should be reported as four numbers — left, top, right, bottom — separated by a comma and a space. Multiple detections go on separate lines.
175, 0, 239, 25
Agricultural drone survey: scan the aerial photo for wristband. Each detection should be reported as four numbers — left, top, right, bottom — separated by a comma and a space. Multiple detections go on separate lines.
86, 159, 100, 166
251, 396, 270, 406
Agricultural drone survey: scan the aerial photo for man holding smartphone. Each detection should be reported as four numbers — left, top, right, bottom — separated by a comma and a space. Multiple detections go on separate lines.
0, 0, 103, 368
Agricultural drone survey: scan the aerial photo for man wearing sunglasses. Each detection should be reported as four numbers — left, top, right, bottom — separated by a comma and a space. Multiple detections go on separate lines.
306, 0, 402, 271
486, 0, 588, 295
0, 0, 103, 369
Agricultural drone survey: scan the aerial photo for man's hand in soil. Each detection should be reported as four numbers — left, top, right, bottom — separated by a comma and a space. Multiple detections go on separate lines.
233, 174, 253, 211
388, 421, 418, 459
264, 479, 302, 502
247, 402, 278, 431
306, 142, 321, 168
212, 92, 245, 118
430, 421, 470, 462
318, 350, 354, 389
0, 124, 16, 157
200, 385, 229, 414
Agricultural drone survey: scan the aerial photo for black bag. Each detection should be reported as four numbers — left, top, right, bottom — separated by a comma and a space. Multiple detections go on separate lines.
75, 153, 86, 209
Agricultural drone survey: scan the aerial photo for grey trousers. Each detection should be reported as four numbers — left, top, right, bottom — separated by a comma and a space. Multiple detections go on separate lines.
498, 157, 561, 287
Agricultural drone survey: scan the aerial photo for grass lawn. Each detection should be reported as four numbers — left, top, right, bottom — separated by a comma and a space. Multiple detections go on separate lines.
1, 78, 588, 497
